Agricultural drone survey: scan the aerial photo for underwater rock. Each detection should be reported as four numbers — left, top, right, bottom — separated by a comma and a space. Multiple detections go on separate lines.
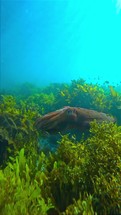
35, 106, 116, 134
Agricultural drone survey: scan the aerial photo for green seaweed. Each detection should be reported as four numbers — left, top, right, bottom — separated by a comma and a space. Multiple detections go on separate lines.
0, 94, 39, 166
0, 149, 53, 215
46, 122, 121, 214
0, 79, 121, 214
0, 122, 121, 214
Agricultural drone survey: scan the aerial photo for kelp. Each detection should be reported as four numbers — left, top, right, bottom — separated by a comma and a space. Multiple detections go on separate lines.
0, 95, 39, 166
0, 79, 121, 214
0, 122, 121, 214
46, 122, 121, 214
1, 79, 121, 118
0, 148, 53, 215
108, 85, 121, 124
62, 194, 96, 215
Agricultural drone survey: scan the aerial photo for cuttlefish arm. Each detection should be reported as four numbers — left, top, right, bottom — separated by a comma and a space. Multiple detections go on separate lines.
74, 107, 116, 129
35, 107, 75, 132
35, 106, 116, 133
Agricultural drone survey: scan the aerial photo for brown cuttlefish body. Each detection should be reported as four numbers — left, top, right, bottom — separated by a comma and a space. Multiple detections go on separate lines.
35, 106, 116, 134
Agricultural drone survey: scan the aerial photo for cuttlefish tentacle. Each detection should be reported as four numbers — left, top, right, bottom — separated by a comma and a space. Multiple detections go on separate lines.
39, 111, 65, 129
36, 107, 75, 130
35, 110, 61, 129
76, 107, 114, 123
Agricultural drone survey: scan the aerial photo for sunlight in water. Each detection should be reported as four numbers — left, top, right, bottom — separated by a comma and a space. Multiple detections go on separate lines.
1, 0, 121, 88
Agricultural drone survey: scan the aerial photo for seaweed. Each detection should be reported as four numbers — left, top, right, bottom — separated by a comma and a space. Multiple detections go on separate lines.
0, 149, 54, 215
0, 79, 121, 214
0, 95, 39, 166
46, 122, 121, 214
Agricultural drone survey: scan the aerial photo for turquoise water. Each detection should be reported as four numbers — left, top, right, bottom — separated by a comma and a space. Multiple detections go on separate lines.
1, 0, 121, 88
0, 2, 121, 213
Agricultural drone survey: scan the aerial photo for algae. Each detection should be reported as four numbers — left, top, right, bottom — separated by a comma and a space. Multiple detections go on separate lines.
0, 79, 121, 214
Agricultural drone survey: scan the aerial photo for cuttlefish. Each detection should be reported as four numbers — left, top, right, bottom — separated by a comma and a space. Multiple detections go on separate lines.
35, 106, 116, 134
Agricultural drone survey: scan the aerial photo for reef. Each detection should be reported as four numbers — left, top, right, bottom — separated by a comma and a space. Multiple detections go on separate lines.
0, 79, 121, 214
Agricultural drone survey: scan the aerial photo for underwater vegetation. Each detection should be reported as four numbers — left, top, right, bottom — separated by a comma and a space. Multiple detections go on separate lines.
0, 94, 39, 167
0, 79, 121, 214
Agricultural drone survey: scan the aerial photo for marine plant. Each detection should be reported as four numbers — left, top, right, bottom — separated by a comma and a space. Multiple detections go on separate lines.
47, 79, 114, 113
0, 80, 121, 214
25, 92, 56, 114
47, 122, 121, 214
0, 148, 53, 215
108, 85, 121, 124
69, 79, 107, 111
62, 194, 96, 215
0, 94, 39, 166
0, 121, 120, 214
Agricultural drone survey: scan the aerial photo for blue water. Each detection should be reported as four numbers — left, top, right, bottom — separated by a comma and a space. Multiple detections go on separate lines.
1, 0, 121, 89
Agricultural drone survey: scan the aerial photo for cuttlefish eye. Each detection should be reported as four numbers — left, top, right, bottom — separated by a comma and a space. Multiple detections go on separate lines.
67, 109, 72, 115
66, 108, 77, 116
